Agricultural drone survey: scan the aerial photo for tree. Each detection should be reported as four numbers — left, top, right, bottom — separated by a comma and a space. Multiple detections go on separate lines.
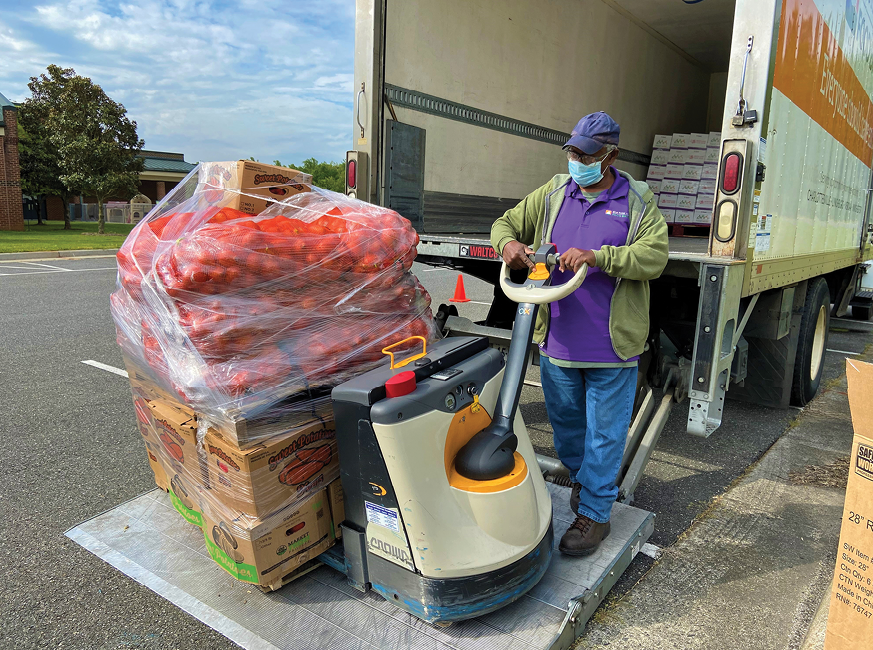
24, 65, 144, 234
18, 70, 73, 230
276, 158, 345, 193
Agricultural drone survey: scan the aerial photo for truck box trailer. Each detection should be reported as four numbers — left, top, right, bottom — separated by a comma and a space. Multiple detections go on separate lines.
348, 0, 873, 437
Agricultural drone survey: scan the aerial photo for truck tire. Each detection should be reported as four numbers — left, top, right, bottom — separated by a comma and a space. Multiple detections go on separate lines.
791, 278, 830, 406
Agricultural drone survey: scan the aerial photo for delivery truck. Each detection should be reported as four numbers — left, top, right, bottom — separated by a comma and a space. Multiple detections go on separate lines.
347, 0, 873, 442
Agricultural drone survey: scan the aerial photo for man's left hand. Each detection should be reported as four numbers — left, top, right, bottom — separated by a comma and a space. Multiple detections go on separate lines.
558, 248, 596, 273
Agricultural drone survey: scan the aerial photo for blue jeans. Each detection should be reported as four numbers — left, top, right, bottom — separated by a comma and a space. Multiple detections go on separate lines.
539, 357, 637, 523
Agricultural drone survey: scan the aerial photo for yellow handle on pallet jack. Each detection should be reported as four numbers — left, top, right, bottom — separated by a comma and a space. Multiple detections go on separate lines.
382, 336, 428, 369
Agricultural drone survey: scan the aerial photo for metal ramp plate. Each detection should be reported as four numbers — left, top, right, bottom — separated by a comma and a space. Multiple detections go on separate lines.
66, 484, 653, 650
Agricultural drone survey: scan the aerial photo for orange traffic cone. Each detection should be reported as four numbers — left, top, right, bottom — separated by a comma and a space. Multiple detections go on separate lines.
449, 274, 470, 303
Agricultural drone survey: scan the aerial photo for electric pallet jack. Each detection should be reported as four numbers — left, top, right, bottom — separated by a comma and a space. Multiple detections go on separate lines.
322, 244, 588, 622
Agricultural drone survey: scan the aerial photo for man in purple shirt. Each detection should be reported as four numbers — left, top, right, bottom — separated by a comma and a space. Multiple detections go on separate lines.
493, 112, 668, 555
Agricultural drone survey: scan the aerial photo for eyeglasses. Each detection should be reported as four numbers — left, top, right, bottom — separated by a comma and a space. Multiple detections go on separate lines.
566, 150, 612, 166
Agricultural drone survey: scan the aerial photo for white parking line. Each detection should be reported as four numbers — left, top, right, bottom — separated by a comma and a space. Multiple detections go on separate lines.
827, 348, 862, 356
640, 543, 662, 559
0, 267, 116, 276
24, 261, 72, 271
81, 360, 128, 377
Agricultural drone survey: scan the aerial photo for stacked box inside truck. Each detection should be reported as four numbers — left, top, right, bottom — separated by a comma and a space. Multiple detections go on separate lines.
650, 132, 720, 227
113, 161, 437, 590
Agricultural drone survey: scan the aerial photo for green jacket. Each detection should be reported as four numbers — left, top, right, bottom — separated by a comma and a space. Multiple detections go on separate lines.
491, 171, 669, 361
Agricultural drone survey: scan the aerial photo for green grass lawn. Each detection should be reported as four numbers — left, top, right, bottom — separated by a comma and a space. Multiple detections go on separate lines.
0, 220, 135, 253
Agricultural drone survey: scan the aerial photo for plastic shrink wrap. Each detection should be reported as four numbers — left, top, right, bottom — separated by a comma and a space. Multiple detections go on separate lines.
113, 161, 437, 588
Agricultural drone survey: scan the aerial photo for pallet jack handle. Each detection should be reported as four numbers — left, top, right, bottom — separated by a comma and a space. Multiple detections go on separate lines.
454, 244, 588, 481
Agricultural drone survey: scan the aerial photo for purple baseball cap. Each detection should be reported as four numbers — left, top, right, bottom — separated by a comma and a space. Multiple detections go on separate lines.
563, 112, 621, 155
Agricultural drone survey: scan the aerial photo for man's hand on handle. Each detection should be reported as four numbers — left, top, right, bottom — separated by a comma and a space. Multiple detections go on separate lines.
558, 248, 596, 273
502, 240, 536, 270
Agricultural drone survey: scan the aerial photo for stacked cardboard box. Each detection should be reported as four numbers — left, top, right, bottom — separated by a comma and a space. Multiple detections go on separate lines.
126, 353, 345, 590
649, 132, 721, 227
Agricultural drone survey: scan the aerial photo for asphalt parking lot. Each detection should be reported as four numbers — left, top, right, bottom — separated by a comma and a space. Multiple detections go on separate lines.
1, 255, 870, 649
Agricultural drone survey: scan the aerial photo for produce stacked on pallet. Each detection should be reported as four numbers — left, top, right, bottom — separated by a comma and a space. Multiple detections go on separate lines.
112, 161, 436, 590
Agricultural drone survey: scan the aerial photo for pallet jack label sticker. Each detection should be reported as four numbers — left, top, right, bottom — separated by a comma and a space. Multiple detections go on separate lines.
365, 501, 401, 533
755, 214, 773, 254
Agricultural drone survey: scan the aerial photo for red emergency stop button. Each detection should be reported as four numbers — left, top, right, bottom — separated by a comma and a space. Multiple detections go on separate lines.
386, 371, 416, 398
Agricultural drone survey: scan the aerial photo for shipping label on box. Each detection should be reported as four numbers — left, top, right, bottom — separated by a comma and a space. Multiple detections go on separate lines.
679, 180, 700, 195
660, 208, 676, 223
665, 163, 685, 180
696, 193, 716, 209
702, 163, 719, 180
708, 132, 722, 147
668, 148, 689, 165
202, 488, 333, 590
825, 360, 873, 650
671, 133, 689, 149
687, 149, 707, 165
674, 209, 695, 224
699, 179, 718, 194
646, 164, 666, 181
647, 180, 662, 194
651, 149, 670, 166
705, 147, 721, 164
658, 193, 678, 209
653, 134, 673, 149
676, 194, 697, 210
694, 209, 713, 224
682, 164, 703, 181
660, 179, 681, 194
205, 420, 339, 519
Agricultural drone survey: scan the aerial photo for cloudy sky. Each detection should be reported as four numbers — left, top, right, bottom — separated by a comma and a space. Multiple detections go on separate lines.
0, 0, 355, 165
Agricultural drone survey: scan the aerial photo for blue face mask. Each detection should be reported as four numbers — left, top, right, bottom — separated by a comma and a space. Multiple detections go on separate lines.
568, 159, 606, 188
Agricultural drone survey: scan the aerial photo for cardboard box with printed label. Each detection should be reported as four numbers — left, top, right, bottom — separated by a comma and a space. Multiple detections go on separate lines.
825, 360, 873, 650
679, 180, 700, 195
200, 161, 312, 217
327, 479, 345, 541
696, 193, 716, 210
687, 149, 708, 165
646, 165, 666, 181
705, 147, 721, 164
674, 209, 695, 224
671, 133, 689, 149
682, 164, 703, 181
651, 149, 670, 166
658, 193, 678, 209
668, 148, 689, 165
702, 163, 719, 180
708, 132, 722, 148
699, 179, 718, 195
647, 180, 662, 195
665, 163, 685, 180
660, 208, 676, 223
676, 194, 696, 211
660, 178, 681, 194
205, 420, 339, 518
202, 487, 333, 590
653, 134, 672, 150
694, 209, 713, 225
689, 133, 709, 149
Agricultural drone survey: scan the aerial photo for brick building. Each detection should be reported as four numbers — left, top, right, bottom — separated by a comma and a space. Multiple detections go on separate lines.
0, 91, 24, 231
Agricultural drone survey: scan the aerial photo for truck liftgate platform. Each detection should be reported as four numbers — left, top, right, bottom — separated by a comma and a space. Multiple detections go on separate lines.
67, 484, 653, 650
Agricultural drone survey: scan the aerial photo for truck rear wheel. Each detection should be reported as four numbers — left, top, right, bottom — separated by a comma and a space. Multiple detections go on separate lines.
791, 278, 830, 406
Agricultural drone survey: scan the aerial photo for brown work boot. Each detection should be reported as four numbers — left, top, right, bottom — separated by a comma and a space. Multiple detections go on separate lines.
570, 482, 581, 516
559, 514, 610, 556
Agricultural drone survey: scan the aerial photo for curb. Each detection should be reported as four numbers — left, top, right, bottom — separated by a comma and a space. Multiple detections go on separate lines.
0, 249, 119, 262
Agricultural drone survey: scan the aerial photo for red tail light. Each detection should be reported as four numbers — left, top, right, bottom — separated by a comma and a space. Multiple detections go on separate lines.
721, 153, 742, 194
347, 160, 357, 189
